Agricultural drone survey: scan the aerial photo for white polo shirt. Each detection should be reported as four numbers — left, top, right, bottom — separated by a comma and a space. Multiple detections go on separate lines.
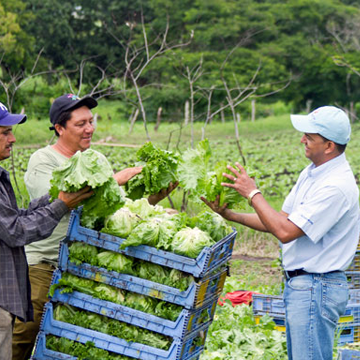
281, 153, 360, 273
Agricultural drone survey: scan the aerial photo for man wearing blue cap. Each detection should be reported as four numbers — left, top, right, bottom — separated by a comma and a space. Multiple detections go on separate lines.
202, 106, 360, 359
0, 103, 93, 359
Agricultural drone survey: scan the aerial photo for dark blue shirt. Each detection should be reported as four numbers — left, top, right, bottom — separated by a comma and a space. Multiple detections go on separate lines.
0, 166, 68, 322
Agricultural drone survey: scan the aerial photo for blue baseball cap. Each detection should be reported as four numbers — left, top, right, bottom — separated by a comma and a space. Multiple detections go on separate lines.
0, 102, 27, 126
290, 106, 351, 145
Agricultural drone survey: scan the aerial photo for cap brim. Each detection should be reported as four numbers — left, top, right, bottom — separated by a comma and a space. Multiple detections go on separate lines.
290, 114, 317, 134
0, 113, 27, 126
63, 96, 98, 112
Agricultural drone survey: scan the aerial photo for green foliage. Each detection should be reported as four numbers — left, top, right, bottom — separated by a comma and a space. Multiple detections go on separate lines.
53, 303, 171, 350
46, 335, 130, 360
66, 241, 195, 292
3, 0, 360, 120
125, 142, 180, 200
49, 149, 125, 229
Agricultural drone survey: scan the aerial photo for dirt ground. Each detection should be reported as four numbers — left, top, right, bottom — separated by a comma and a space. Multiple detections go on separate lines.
228, 231, 284, 292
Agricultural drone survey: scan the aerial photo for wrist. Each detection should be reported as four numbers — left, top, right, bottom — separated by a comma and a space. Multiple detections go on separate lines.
247, 189, 262, 207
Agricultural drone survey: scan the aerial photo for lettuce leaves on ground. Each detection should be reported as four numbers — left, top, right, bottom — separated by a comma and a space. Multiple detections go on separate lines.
124, 142, 180, 200
49, 149, 125, 229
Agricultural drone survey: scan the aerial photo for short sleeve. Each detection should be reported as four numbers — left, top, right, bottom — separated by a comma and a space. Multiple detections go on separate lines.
287, 185, 349, 243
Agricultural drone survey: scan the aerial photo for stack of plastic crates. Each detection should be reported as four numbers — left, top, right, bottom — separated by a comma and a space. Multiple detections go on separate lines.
31, 209, 237, 360
346, 244, 360, 289
337, 348, 360, 359
252, 293, 360, 346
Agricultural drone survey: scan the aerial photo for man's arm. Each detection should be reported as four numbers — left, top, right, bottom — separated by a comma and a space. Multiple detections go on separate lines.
221, 163, 304, 243
201, 195, 268, 232
0, 187, 93, 248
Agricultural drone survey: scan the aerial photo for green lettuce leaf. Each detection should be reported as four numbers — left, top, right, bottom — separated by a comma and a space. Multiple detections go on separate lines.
171, 227, 215, 258
125, 142, 180, 200
190, 210, 232, 242
96, 250, 134, 275
101, 207, 140, 238
49, 149, 125, 229
178, 140, 258, 209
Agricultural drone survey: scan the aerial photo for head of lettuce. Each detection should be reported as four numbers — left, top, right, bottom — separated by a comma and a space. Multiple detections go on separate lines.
49, 149, 125, 229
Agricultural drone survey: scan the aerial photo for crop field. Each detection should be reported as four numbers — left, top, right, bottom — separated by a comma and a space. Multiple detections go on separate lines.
3, 106, 360, 359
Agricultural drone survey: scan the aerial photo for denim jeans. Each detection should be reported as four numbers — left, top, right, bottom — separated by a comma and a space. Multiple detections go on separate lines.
283, 271, 348, 360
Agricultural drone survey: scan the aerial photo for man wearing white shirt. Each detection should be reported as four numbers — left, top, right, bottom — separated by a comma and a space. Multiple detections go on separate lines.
202, 106, 360, 360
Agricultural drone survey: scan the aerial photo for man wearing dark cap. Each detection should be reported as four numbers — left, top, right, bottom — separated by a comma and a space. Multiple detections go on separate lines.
203, 106, 360, 359
12, 94, 176, 359
0, 102, 93, 360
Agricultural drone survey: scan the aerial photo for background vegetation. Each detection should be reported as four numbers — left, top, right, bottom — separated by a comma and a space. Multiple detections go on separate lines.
1, 0, 360, 125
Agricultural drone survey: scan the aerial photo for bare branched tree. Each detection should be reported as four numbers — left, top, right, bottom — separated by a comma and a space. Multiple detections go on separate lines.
183, 58, 204, 148
107, 10, 193, 141
327, 17, 360, 121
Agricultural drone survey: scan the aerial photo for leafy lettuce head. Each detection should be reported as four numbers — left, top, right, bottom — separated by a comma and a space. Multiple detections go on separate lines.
171, 227, 215, 258
101, 207, 140, 238
49, 149, 125, 229
190, 210, 232, 242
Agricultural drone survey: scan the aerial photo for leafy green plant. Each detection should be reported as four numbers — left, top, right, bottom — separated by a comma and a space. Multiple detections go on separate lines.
125, 142, 180, 200
53, 304, 171, 350
49, 149, 125, 229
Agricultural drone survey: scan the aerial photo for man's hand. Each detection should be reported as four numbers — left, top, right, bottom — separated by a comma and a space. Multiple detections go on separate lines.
222, 162, 257, 199
148, 181, 179, 206
113, 166, 143, 186
58, 186, 94, 209
200, 194, 232, 220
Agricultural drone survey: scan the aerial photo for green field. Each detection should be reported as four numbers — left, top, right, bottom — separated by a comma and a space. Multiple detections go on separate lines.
3, 102, 359, 359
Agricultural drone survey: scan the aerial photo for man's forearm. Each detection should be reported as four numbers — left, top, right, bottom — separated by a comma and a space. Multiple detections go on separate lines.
223, 209, 268, 232
251, 193, 303, 243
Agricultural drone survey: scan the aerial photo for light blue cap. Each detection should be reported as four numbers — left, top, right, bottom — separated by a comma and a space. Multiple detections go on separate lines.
290, 106, 351, 145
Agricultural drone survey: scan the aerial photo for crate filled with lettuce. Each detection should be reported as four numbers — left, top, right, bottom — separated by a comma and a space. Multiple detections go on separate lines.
35, 301, 207, 360
36, 142, 239, 360
49, 269, 219, 339
57, 241, 228, 309
66, 199, 236, 278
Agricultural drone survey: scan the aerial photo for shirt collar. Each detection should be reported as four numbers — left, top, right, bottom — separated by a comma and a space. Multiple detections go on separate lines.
307, 153, 346, 178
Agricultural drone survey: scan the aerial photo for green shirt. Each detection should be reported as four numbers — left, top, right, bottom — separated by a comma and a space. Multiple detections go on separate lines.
24, 145, 69, 266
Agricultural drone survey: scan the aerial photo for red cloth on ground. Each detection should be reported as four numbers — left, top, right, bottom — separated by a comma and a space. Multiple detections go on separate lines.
218, 291, 259, 307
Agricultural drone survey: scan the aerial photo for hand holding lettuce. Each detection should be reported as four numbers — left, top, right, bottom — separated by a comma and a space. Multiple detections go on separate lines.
124, 142, 179, 200
49, 149, 125, 229
177, 139, 258, 209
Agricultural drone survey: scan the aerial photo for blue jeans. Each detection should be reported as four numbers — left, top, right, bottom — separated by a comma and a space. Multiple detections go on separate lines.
283, 272, 348, 360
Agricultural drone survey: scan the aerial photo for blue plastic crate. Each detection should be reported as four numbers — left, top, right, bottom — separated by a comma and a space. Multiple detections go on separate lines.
252, 294, 285, 316
58, 243, 228, 309
337, 348, 360, 359
253, 313, 360, 345
66, 209, 236, 278
39, 302, 207, 360
337, 324, 358, 347
31, 332, 202, 360
347, 253, 360, 272
31, 332, 76, 360
252, 294, 360, 325
346, 271, 360, 289
50, 269, 218, 339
